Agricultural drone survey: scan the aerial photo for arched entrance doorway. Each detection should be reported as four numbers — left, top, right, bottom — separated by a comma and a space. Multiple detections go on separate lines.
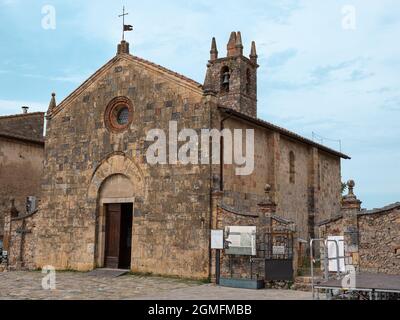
98, 174, 134, 269
88, 153, 146, 270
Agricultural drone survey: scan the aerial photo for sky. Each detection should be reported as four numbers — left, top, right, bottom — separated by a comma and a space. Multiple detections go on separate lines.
0, 0, 399, 209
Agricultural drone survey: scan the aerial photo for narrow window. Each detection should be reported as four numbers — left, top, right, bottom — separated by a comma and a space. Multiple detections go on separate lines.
221, 66, 230, 93
289, 151, 296, 184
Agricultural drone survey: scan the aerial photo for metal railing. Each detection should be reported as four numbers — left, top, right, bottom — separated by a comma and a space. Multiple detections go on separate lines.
310, 238, 345, 300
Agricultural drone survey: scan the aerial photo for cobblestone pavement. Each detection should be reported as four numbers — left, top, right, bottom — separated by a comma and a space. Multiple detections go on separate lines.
0, 271, 312, 300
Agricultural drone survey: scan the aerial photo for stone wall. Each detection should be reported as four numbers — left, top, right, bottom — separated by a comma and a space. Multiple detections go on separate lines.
222, 117, 271, 213
33, 53, 211, 279
277, 137, 310, 241
358, 207, 400, 274
319, 192, 400, 275
4, 212, 37, 270
205, 32, 258, 118
0, 137, 44, 241
220, 118, 343, 244
317, 151, 342, 225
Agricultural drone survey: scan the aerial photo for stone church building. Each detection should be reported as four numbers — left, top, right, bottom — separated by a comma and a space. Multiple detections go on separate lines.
3, 32, 350, 279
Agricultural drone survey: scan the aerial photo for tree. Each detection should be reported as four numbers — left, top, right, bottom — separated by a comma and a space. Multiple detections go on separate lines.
341, 182, 348, 195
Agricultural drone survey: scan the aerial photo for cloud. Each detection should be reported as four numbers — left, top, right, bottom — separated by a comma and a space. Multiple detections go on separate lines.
381, 96, 400, 111
348, 69, 375, 82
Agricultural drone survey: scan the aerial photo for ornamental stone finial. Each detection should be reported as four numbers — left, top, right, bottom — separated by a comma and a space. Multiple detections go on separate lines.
48, 92, 56, 110
342, 179, 361, 211
347, 180, 356, 198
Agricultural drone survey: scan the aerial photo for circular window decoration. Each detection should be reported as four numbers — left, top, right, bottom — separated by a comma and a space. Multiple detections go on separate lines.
104, 97, 134, 133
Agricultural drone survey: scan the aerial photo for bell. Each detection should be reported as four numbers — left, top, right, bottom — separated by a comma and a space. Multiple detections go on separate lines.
222, 72, 230, 85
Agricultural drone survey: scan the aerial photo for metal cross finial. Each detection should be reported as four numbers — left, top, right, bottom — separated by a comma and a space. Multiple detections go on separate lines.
118, 6, 129, 41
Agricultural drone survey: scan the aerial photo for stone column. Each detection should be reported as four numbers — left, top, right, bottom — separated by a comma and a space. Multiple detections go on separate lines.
341, 180, 362, 270
308, 147, 319, 241
210, 175, 223, 283
268, 133, 280, 204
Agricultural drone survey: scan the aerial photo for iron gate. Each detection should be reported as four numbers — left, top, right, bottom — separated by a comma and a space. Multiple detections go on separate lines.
251, 230, 294, 281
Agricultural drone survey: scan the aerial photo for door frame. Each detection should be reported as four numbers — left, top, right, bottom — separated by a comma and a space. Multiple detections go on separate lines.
96, 197, 135, 269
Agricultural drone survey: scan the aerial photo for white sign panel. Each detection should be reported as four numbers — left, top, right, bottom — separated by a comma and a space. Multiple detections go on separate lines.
273, 246, 286, 255
327, 236, 345, 272
211, 230, 224, 249
225, 226, 257, 256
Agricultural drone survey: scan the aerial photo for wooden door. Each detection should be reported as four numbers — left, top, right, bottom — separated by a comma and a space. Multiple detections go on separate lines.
104, 204, 121, 269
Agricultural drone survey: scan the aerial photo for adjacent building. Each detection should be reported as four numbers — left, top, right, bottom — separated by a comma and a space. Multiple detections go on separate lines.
0, 110, 45, 247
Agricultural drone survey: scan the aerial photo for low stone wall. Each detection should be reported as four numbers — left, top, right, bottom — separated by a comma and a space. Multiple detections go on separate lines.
358, 207, 400, 275
318, 203, 400, 275
3, 210, 37, 270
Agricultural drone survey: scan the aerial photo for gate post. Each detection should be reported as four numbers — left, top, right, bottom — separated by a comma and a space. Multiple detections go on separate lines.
341, 180, 362, 271
257, 184, 276, 234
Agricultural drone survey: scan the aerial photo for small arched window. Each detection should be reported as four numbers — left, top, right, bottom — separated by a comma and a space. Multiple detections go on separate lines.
246, 68, 251, 94
220, 66, 230, 93
289, 151, 296, 184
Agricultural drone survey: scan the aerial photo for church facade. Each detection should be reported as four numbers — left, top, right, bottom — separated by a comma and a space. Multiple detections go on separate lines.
8, 32, 349, 279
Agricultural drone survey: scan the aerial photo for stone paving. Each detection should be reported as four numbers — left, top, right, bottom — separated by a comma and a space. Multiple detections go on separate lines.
0, 271, 312, 300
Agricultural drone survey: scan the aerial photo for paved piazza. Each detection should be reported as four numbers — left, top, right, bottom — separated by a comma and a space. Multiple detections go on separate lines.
0, 271, 312, 300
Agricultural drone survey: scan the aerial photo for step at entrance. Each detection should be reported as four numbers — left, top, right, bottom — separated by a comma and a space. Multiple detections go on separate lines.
87, 268, 129, 278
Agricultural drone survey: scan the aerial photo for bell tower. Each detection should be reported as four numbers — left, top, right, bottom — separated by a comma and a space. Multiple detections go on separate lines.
203, 31, 259, 118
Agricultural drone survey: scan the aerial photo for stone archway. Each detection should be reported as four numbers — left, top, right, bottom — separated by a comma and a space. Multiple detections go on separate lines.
87, 153, 146, 268
88, 152, 146, 201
